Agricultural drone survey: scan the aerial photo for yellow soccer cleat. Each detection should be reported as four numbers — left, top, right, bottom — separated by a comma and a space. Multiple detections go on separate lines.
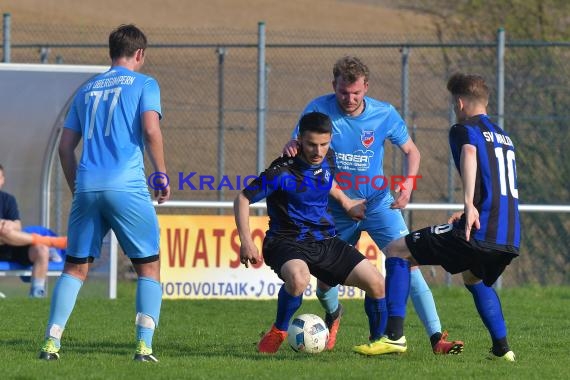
134, 340, 159, 362
353, 336, 407, 356
38, 338, 60, 361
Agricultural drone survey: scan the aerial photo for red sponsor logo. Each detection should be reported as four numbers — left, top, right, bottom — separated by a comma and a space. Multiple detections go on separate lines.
335, 172, 421, 191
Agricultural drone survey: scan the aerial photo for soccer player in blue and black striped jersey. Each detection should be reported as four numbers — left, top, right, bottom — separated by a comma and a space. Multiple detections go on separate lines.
235, 112, 398, 354
363, 73, 520, 361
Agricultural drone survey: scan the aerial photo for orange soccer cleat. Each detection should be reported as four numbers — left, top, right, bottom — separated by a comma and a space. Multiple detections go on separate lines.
324, 304, 344, 350
432, 331, 464, 355
257, 325, 287, 354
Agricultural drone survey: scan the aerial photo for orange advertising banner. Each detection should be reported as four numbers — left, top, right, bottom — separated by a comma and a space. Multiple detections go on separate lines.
158, 215, 384, 299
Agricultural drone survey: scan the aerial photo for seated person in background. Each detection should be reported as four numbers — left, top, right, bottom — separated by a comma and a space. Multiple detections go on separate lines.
0, 164, 67, 298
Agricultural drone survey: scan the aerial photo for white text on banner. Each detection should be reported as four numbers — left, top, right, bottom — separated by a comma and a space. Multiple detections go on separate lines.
158, 215, 384, 299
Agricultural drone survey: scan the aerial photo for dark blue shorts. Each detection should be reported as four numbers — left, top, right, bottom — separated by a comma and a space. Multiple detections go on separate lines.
262, 236, 365, 287
406, 223, 518, 286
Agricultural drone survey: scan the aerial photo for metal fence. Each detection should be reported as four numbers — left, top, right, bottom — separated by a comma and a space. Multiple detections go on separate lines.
2, 17, 568, 285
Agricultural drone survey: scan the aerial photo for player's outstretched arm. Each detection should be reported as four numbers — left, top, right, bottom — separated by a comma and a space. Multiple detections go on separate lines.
460, 144, 480, 241
58, 129, 81, 193
392, 139, 421, 209
329, 180, 366, 220
143, 111, 170, 204
233, 193, 261, 268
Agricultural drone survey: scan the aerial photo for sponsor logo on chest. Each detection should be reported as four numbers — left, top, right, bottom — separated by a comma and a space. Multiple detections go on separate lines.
361, 130, 375, 148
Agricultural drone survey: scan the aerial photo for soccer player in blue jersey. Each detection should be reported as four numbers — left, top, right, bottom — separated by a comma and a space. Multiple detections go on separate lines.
364, 73, 520, 360
284, 56, 463, 354
235, 112, 398, 354
39, 24, 170, 362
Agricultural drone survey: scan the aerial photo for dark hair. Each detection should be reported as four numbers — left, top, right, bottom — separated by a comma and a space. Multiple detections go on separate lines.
109, 24, 147, 60
333, 56, 369, 84
447, 73, 489, 103
298, 112, 333, 136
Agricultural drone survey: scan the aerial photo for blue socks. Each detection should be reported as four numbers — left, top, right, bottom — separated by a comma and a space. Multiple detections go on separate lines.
316, 286, 339, 315
410, 268, 441, 337
364, 296, 387, 341
46, 273, 83, 347
466, 282, 507, 341
385, 257, 410, 318
274, 285, 303, 331
136, 277, 163, 349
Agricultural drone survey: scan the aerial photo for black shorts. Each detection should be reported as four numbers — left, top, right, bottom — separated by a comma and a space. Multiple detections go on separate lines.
262, 236, 366, 287
0, 244, 33, 266
405, 224, 518, 286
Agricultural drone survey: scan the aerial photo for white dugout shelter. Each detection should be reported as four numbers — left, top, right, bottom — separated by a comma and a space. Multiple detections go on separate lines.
0, 63, 117, 298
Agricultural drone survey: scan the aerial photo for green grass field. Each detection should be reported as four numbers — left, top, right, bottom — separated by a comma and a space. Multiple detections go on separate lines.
0, 284, 568, 379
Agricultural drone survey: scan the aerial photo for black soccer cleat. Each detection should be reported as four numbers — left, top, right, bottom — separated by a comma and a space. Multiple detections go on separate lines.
134, 353, 159, 362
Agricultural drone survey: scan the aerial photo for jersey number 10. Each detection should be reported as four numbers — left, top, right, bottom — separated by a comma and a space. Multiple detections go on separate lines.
494, 147, 518, 199
85, 87, 123, 139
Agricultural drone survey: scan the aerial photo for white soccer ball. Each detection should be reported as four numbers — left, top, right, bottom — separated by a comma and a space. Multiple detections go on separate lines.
287, 313, 329, 354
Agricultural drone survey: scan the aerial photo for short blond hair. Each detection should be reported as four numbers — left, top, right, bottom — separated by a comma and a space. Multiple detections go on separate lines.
333, 56, 369, 84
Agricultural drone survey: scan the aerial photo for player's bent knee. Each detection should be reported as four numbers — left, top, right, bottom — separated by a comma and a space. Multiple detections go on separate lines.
364, 276, 385, 298
29, 245, 49, 264
285, 272, 310, 295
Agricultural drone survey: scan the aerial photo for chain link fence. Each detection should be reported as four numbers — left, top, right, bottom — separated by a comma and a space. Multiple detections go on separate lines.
3, 21, 568, 285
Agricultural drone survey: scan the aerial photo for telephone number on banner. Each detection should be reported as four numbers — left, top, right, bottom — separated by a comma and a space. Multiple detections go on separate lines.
161, 280, 366, 298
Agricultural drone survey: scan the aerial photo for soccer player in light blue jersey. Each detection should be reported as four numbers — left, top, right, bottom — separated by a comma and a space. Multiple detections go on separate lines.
284, 56, 463, 354
39, 24, 170, 362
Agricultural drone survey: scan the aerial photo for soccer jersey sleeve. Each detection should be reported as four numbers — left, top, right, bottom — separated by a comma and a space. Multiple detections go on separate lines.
242, 162, 283, 204
448, 124, 474, 172
386, 106, 409, 146
140, 77, 162, 120
449, 124, 472, 148
63, 100, 82, 133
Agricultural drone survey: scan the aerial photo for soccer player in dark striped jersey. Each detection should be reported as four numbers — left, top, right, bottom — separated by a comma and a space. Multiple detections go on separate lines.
363, 73, 519, 361
234, 112, 399, 355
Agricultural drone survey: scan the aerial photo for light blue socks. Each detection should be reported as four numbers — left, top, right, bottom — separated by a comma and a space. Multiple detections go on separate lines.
316, 286, 339, 315
136, 277, 163, 349
45, 273, 83, 348
410, 268, 441, 337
